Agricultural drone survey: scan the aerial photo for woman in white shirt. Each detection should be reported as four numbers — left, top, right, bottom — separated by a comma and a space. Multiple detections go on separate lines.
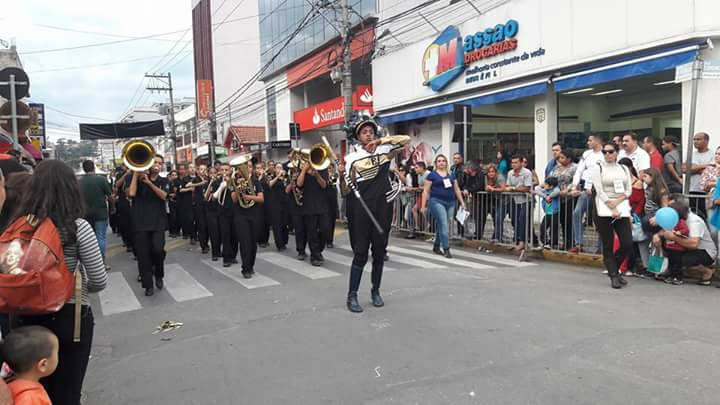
591, 142, 633, 289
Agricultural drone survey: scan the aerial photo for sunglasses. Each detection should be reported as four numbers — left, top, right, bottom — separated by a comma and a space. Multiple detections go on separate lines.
602, 150, 616, 155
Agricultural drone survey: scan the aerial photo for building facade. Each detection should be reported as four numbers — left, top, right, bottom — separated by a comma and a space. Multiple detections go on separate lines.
192, 0, 265, 160
372, 0, 720, 176
258, 0, 376, 160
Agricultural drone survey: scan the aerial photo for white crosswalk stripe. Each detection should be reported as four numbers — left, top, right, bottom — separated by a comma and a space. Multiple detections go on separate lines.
321, 250, 398, 272
259, 252, 341, 279
441, 247, 537, 267
384, 246, 493, 269
98, 239, 525, 316
163, 264, 214, 302
201, 259, 280, 289
332, 245, 445, 269
98, 272, 142, 316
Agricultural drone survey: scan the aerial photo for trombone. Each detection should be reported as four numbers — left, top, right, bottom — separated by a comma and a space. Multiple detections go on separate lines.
121, 139, 156, 172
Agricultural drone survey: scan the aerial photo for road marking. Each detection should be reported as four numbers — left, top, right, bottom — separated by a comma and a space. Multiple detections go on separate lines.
163, 264, 213, 302
260, 252, 341, 279
336, 243, 462, 269
202, 259, 280, 289
384, 246, 492, 269
439, 247, 537, 267
333, 245, 441, 269
322, 250, 398, 272
98, 272, 142, 316
106, 238, 188, 258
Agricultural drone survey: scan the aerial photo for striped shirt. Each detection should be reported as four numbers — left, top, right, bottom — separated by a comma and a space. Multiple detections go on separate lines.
63, 219, 107, 305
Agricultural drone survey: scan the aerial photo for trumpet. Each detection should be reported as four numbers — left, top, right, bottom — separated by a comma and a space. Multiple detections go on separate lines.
228, 154, 255, 208
288, 143, 333, 171
121, 139, 156, 172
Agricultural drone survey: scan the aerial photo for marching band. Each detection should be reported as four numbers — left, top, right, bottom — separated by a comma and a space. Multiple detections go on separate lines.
110, 114, 409, 312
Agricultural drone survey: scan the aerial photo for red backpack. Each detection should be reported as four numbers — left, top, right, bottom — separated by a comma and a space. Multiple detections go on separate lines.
0, 215, 80, 315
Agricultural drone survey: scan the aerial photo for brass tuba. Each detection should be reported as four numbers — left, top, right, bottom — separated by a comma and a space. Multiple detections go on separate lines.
229, 154, 256, 208
121, 139, 156, 172
308, 142, 332, 171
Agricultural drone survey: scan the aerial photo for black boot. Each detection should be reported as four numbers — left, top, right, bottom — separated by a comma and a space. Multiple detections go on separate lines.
371, 289, 384, 307
433, 246, 442, 255
610, 276, 622, 289
347, 293, 363, 313
618, 275, 628, 286
443, 248, 452, 259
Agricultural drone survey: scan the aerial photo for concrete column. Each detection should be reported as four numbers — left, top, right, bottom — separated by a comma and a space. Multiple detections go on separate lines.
441, 113, 454, 159
682, 46, 720, 157
534, 84, 558, 182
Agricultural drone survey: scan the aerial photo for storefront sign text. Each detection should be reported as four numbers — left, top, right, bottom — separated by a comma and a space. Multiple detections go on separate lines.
422, 19, 545, 92
293, 87, 375, 132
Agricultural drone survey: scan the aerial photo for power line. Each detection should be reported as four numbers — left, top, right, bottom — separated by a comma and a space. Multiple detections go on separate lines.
216, 7, 319, 111
147, 29, 191, 74
46, 105, 114, 122
32, 23, 188, 43
20, 29, 191, 55
26, 52, 188, 73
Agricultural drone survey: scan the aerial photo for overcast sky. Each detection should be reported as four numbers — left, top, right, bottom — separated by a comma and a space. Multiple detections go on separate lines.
3, 0, 196, 142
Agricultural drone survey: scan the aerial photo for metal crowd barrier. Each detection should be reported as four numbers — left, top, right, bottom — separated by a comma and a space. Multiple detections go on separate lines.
390, 190, 602, 253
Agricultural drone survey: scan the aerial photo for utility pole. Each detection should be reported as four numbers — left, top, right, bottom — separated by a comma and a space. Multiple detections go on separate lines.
146, 72, 178, 165
340, 0, 353, 124
683, 58, 702, 194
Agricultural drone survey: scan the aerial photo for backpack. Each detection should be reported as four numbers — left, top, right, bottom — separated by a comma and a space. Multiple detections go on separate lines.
0, 215, 83, 340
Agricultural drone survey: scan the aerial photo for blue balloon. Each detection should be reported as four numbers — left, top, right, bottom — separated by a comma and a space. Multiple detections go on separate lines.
655, 207, 679, 231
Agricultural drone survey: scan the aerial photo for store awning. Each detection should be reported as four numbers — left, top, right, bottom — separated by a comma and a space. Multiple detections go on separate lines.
378, 80, 548, 124
553, 45, 699, 93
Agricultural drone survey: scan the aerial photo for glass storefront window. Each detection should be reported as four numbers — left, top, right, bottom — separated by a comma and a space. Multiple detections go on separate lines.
558, 71, 681, 159
259, 0, 376, 76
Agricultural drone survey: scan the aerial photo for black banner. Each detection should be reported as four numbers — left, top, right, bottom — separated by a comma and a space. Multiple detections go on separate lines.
79, 120, 165, 140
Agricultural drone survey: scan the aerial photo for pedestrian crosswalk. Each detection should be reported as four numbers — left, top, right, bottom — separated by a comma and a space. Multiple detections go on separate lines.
95, 241, 532, 317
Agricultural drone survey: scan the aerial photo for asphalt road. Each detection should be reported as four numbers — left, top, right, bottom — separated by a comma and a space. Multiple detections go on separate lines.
84, 231, 720, 404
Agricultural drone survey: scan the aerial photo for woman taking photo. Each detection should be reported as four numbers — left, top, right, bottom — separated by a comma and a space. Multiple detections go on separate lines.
14, 160, 107, 405
550, 149, 577, 250
592, 143, 633, 289
481, 164, 505, 240
420, 154, 466, 258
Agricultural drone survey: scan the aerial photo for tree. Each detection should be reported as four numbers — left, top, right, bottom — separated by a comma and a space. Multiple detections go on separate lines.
53, 138, 98, 170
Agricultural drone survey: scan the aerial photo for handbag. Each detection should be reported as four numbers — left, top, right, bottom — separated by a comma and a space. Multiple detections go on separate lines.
647, 246, 668, 274
631, 214, 646, 242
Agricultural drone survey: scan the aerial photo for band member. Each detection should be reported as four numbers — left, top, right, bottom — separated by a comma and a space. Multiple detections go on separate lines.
325, 165, 339, 248
255, 162, 271, 248
383, 165, 403, 261
128, 155, 170, 296
167, 170, 180, 237
176, 164, 195, 242
268, 162, 290, 250
230, 161, 264, 278
204, 167, 223, 261
297, 160, 329, 266
213, 163, 238, 267
192, 165, 209, 253
285, 153, 307, 260
114, 166, 135, 254
190, 165, 206, 244
340, 116, 409, 313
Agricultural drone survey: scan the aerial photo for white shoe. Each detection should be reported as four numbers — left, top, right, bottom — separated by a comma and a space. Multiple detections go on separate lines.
602, 270, 608, 275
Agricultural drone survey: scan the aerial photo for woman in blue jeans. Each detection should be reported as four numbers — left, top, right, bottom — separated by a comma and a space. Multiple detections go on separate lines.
420, 154, 466, 258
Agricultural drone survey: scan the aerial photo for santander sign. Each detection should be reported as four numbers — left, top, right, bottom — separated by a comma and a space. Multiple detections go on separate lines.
294, 86, 375, 132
